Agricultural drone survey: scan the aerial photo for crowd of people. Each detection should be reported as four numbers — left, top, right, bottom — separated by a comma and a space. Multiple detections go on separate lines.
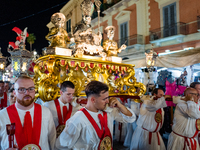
0, 75, 200, 150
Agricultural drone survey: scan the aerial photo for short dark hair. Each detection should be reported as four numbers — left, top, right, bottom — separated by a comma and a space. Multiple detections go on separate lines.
85, 81, 109, 98
0, 81, 4, 84
60, 81, 75, 92
4, 81, 10, 84
8, 88, 14, 93
190, 82, 200, 88
152, 88, 164, 95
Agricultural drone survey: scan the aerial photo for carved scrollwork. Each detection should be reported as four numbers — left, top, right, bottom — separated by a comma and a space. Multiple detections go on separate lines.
38, 78, 60, 102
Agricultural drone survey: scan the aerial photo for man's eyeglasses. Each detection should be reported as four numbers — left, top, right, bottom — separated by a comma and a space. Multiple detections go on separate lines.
15, 87, 35, 94
189, 93, 199, 96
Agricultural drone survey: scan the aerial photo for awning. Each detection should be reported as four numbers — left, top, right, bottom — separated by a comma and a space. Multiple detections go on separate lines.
124, 47, 200, 68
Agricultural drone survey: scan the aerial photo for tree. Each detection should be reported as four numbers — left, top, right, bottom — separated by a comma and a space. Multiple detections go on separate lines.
27, 33, 36, 51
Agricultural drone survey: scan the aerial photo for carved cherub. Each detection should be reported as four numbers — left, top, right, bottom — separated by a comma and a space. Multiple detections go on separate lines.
46, 13, 70, 48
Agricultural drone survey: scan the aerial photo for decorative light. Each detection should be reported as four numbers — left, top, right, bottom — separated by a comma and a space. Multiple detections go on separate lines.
0, 48, 7, 80
8, 44, 33, 77
145, 49, 158, 72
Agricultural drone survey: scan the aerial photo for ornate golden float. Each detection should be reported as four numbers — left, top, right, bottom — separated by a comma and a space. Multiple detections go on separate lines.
34, 55, 146, 101
33, 0, 146, 102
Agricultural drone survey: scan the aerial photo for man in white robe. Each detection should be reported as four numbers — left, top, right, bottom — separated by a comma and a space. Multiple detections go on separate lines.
124, 99, 141, 147
55, 80, 136, 150
130, 88, 167, 150
0, 75, 56, 150
167, 87, 200, 150
43, 81, 83, 137
0, 81, 9, 109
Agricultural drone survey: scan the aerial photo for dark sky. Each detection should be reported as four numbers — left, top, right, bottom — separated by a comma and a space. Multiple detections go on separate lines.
0, 0, 69, 58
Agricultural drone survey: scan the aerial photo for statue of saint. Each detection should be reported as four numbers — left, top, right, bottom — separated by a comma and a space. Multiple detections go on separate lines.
103, 26, 126, 56
73, 0, 104, 57
46, 13, 70, 48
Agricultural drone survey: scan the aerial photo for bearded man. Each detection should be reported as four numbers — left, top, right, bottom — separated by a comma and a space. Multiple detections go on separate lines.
0, 75, 56, 150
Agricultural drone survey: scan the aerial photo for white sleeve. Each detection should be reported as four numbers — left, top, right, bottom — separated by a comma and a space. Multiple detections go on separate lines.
48, 111, 56, 150
130, 101, 140, 116
108, 107, 136, 123
178, 101, 200, 119
143, 97, 167, 112
55, 121, 81, 150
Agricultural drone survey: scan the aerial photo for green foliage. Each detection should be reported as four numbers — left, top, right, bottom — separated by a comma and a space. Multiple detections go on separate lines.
27, 33, 36, 44
27, 33, 36, 51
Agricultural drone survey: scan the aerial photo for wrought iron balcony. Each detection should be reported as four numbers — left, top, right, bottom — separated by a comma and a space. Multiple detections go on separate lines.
116, 34, 144, 47
149, 22, 187, 41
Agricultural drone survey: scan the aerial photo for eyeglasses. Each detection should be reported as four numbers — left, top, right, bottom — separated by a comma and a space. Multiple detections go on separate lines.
15, 87, 35, 94
189, 93, 199, 96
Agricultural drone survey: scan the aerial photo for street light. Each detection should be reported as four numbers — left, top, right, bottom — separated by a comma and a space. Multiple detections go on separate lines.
0, 48, 7, 80
145, 49, 158, 72
8, 45, 33, 77
145, 48, 158, 94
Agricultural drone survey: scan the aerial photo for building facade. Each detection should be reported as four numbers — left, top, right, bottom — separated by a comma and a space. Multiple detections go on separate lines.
49, 0, 200, 66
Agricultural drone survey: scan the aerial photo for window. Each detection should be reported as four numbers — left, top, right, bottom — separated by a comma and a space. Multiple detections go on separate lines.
66, 19, 71, 33
120, 22, 128, 46
163, 3, 177, 37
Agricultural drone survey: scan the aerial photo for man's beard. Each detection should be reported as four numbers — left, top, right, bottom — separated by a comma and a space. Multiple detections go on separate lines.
17, 95, 34, 107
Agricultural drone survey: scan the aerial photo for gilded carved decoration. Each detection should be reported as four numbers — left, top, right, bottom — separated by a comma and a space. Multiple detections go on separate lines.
34, 55, 146, 102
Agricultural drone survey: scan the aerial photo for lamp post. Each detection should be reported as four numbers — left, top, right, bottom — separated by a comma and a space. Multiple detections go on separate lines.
8, 45, 33, 77
0, 48, 7, 81
145, 48, 158, 94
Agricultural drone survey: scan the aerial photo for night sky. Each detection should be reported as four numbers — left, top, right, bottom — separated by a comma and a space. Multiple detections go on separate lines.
0, 0, 69, 60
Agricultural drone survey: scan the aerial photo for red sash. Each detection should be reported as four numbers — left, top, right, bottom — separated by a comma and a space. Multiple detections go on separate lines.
143, 108, 163, 146
80, 108, 112, 150
7, 103, 42, 149
54, 99, 72, 126
0, 92, 7, 109
173, 131, 198, 150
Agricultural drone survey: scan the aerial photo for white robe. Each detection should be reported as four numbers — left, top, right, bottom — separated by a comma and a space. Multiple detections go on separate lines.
43, 98, 82, 127
167, 100, 200, 150
130, 97, 167, 150
0, 103, 56, 150
124, 100, 141, 147
55, 107, 136, 150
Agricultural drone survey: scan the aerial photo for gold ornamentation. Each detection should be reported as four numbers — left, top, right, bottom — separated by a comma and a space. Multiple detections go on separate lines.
34, 55, 146, 102
21, 144, 40, 150
103, 26, 126, 57
99, 136, 112, 150
197, 119, 200, 130
56, 125, 65, 138
45, 13, 70, 48
155, 113, 162, 123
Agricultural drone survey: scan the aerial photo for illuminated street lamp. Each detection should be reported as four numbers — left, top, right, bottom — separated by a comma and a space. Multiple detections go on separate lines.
145, 48, 158, 94
145, 49, 158, 72
0, 48, 7, 80
8, 45, 33, 77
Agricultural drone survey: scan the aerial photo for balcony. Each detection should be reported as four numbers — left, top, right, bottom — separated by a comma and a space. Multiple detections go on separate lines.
149, 22, 187, 41
116, 34, 144, 48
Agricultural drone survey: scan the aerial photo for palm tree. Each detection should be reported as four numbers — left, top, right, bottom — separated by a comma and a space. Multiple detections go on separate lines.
27, 33, 36, 51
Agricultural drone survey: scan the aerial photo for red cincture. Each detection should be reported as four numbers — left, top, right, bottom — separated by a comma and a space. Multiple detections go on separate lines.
143, 108, 163, 146
0, 92, 7, 109
80, 108, 113, 150
7, 104, 42, 149
54, 99, 72, 126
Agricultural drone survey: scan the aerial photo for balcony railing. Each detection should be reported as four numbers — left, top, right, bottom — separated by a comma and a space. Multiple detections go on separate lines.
115, 34, 144, 47
149, 22, 187, 41
197, 15, 200, 30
